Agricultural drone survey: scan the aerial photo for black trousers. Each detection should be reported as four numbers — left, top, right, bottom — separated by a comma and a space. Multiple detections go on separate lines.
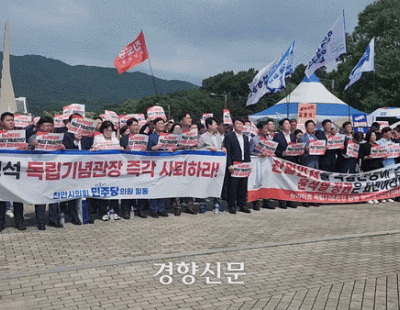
35, 203, 59, 224
60, 200, 79, 222
227, 175, 248, 210
0, 201, 24, 226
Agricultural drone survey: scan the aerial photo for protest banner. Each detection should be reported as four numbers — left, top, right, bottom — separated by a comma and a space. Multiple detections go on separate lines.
231, 162, 252, 178
0, 150, 225, 204
54, 114, 68, 128
352, 114, 369, 133
100, 110, 120, 127
248, 156, 400, 204
346, 141, 359, 158
33, 116, 40, 126
370, 145, 387, 158
68, 117, 97, 137
377, 121, 389, 128
179, 129, 198, 148
255, 138, 278, 157
14, 114, 32, 128
243, 122, 258, 137
309, 140, 326, 155
201, 113, 214, 125
63, 103, 85, 117
158, 132, 179, 150
92, 141, 121, 150
387, 143, 400, 159
223, 109, 233, 125
35, 132, 64, 151
297, 103, 316, 131
128, 134, 149, 151
119, 114, 145, 127
0, 130, 27, 150
286, 142, 306, 156
147, 106, 167, 121
326, 134, 345, 149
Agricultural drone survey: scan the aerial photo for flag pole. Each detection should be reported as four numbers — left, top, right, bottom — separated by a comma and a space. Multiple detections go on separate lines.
372, 71, 376, 112
147, 57, 158, 97
343, 9, 351, 121
141, 29, 158, 98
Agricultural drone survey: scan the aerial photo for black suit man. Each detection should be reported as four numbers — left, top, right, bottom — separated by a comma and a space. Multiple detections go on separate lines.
223, 118, 251, 214
273, 118, 298, 209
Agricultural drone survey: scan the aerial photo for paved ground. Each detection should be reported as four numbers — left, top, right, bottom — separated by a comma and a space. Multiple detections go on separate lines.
1, 201, 400, 309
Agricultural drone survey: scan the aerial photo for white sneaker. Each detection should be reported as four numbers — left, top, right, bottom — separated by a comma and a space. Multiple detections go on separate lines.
5, 210, 14, 218
380, 199, 387, 203
373, 200, 379, 204
114, 214, 121, 220
387, 199, 395, 203
102, 214, 110, 221
367, 200, 374, 204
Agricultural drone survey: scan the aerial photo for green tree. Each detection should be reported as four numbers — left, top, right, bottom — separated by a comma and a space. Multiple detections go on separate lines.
333, 0, 400, 112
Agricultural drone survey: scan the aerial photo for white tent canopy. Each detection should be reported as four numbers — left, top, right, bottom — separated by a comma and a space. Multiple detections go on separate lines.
276, 74, 346, 105
249, 74, 364, 124
368, 107, 400, 124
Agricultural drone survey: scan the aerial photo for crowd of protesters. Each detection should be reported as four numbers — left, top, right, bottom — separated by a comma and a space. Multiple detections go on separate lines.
0, 109, 397, 232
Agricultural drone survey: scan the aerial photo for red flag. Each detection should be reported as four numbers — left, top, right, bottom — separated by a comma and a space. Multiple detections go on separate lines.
114, 31, 149, 74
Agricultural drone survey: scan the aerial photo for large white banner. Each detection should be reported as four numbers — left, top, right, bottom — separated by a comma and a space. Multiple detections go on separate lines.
248, 156, 400, 204
0, 150, 226, 204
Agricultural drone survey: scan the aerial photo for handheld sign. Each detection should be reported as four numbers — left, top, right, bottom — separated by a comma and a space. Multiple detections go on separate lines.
309, 140, 326, 155
231, 162, 252, 178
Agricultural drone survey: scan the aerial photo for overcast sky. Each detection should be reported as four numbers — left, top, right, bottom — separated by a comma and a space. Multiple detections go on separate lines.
1, 0, 375, 86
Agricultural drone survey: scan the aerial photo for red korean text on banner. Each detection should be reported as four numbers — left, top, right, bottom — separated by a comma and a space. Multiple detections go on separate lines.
377, 121, 389, 129
147, 106, 167, 121
0, 130, 27, 150
179, 129, 198, 148
223, 109, 233, 125
326, 135, 345, 150
114, 31, 149, 74
309, 140, 326, 155
243, 122, 258, 137
68, 117, 97, 137
14, 114, 32, 128
63, 103, 85, 117
201, 113, 214, 125
119, 114, 146, 127
297, 103, 316, 131
346, 141, 359, 158
231, 162, 252, 178
157, 132, 179, 151
35, 132, 64, 151
255, 137, 278, 156
54, 114, 68, 128
286, 142, 306, 156
128, 134, 149, 151
387, 143, 400, 159
370, 145, 387, 158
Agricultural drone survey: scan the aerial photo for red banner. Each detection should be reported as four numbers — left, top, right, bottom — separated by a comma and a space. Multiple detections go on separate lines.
248, 156, 400, 204
114, 31, 149, 74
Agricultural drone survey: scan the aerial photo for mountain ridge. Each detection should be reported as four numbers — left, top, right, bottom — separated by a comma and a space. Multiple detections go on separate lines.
0, 52, 198, 116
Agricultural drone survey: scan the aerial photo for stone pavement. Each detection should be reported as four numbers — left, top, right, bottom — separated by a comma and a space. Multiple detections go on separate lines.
1, 201, 400, 309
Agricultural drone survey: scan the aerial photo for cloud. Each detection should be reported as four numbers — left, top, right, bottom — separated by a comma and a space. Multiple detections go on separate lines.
0, 0, 376, 85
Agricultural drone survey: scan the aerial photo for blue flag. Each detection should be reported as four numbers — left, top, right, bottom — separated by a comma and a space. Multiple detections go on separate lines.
246, 41, 294, 106
345, 38, 375, 90
264, 41, 295, 93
